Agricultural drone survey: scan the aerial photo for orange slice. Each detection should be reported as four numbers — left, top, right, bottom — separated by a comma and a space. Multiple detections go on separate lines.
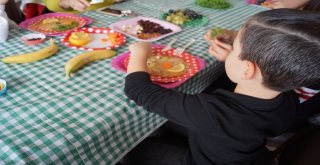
69, 32, 91, 46
166, 63, 185, 72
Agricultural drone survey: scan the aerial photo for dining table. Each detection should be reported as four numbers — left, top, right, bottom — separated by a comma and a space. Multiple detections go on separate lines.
0, 0, 266, 164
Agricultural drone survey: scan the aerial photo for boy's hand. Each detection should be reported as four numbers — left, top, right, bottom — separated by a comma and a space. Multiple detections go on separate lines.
127, 42, 152, 74
0, 0, 9, 5
204, 28, 236, 62
204, 28, 236, 45
208, 38, 233, 62
129, 42, 152, 57
59, 0, 90, 12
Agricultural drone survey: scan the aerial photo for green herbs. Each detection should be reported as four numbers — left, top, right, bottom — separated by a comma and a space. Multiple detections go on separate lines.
210, 27, 225, 38
52, 21, 79, 31
195, 0, 231, 10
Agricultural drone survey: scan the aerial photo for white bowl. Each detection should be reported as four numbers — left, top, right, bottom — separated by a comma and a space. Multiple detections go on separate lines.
21, 33, 46, 45
0, 79, 7, 96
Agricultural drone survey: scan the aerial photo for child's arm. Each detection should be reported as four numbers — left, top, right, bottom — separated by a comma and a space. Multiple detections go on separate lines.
127, 42, 151, 74
0, 0, 9, 42
59, 0, 90, 12
44, 0, 114, 13
125, 71, 217, 131
125, 43, 223, 131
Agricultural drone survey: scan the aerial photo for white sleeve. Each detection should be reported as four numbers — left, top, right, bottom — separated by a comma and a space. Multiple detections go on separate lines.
0, 5, 9, 42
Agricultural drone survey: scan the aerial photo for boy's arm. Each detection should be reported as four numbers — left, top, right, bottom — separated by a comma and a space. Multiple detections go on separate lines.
126, 42, 151, 74
125, 72, 218, 131
125, 42, 218, 131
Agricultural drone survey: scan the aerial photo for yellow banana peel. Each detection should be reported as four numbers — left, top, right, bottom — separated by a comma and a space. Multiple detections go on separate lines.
65, 49, 116, 78
2, 39, 59, 64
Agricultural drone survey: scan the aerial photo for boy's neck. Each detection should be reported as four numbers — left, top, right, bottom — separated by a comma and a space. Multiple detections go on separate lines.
234, 84, 280, 100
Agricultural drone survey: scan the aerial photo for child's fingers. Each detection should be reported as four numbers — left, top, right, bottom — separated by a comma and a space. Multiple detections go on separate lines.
208, 46, 226, 62
208, 46, 218, 56
80, 0, 91, 7
71, 2, 86, 11
208, 45, 229, 62
71, 0, 90, 11
214, 38, 233, 50
204, 30, 213, 43
204, 35, 211, 44
212, 42, 228, 54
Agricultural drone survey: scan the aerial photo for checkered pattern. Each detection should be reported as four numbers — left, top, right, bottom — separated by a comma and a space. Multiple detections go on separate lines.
0, 0, 266, 164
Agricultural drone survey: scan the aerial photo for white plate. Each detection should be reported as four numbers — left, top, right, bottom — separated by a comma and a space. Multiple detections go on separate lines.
109, 16, 182, 42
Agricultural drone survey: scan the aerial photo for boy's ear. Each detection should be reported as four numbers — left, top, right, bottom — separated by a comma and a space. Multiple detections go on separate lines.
240, 60, 256, 80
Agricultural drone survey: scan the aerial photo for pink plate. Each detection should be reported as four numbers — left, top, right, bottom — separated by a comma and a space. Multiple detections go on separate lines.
19, 13, 93, 36
109, 16, 182, 42
61, 27, 126, 51
111, 45, 205, 88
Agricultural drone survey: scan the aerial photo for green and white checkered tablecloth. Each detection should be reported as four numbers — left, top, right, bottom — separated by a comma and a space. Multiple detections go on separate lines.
0, 0, 266, 164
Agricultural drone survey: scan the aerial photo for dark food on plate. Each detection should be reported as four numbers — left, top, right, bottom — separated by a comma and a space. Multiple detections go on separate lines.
137, 20, 173, 34
137, 33, 163, 39
27, 38, 42, 41
136, 20, 173, 39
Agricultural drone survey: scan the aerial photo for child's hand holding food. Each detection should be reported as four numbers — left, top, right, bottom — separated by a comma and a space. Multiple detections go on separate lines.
208, 38, 233, 61
204, 28, 237, 61
204, 28, 237, 45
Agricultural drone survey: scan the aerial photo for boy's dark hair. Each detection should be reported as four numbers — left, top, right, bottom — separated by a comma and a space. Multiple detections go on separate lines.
239, 9, 320, 92
304, 0, 320, 11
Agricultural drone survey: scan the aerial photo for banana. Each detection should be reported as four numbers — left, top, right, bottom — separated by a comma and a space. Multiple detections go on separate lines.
2, 39, 59, 64
65, 49, 116, 78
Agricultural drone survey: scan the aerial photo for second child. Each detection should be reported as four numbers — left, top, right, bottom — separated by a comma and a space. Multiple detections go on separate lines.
124, 9, 320, 164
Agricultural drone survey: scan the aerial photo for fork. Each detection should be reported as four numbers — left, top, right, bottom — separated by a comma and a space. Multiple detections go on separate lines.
161, 38, 177, 52
173, 39, 195, 55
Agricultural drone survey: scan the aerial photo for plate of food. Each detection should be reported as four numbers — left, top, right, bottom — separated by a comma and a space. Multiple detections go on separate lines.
111, 44, 205, 88
19, 13, 92, 36
61, 27, 126, 50
161, 9, 208, 27
109, 16, 182, 42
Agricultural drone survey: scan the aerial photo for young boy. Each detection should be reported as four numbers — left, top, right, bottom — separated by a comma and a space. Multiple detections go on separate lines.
124, 9, 320, 164
204, 0, 320, 131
